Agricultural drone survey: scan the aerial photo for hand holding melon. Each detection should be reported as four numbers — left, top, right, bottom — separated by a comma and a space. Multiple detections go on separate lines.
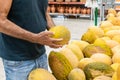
49, 25, 71, 45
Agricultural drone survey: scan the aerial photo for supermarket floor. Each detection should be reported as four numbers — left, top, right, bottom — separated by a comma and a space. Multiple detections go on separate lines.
0, 17, 100, 80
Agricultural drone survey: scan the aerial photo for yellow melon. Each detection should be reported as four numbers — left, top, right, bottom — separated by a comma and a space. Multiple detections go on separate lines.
101, 37, 111, 40
99, 37, 119, 48
78, 58, 96, 69
112, 35, 120, 44
108, 8, 117, 16
100, 21, 113, 31
90, 53, 112, 65
28, 68, 56, 80
111, 63, 120, 71
103, 26, 120, 33
49, 26, 71, 45
81, 26, 104, 43
116, 11, 120, 17
84, 62, 114, 80
83, 44, 106, 57
107, 16, 118, 25
48, 51, 73, 80
117, 65, 120, 80
66, 43, 84, 60
112, 72, 117, 80
93, 38, 113, 57
116, 16, 120, 26
112, 53, 120, 63
105, 30, 120, 38
112, 45, 120, 55
59, 48, 79, 68
106, 13, 115, 20
70, 40, 89, 51
93, 75, 112, 80
105, 40, 119, 49
68, 68, 86, 80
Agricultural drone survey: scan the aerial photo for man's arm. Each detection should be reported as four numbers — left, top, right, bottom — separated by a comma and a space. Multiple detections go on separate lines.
0, 0, 38, 43
46, 7, 55, 30
0, 0, 62, 48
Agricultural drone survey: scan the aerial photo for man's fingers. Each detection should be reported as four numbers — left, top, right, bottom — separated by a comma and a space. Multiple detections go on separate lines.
49, 43, 63, 48
43, 31, 54, 36
50, 38, 63, 42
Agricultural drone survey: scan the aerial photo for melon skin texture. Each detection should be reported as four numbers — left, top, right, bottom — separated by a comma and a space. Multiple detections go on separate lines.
116, 16, 120, 26
112, 72, 117, 80
112, 35, 120, 44
66, 43, 84, 60
83, 44, 106, 57
70, 40, 89, 51
93, 38, 113, 57
111, 45, 120, 55
78, 58, 96, 70
68, 68, 86, 80
112, 53, 120, 63
117, 65, 120, 80
48, 51, 73, 80
93, 75, 112, 80
101, 37, 111, 41
81, 26, 104, 44
83, 62, 114, 80
105, 30, 120, 39
107, 16, 118, 25
106, 13, 115, 20
108, 8, 117, 16
105, 40, 119, 49
59, 47, 79, 68
103, 26, 120, 33
117, 11, 120, 17
28, 68, 57, 80
90, 53, 112, 65
100, 21, 113, 31
111, 63, 120, 71
49, 26, 71, 45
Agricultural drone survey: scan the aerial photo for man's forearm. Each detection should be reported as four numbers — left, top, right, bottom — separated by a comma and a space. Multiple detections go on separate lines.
46, 12, 55, 29
0, 0, 36, 42
0, 18, 37, 43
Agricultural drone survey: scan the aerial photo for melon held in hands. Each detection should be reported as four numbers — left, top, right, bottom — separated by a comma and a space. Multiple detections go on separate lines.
49, 26, 71, 45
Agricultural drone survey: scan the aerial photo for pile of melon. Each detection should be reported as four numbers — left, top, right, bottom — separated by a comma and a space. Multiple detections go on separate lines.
28, 8, 120, 80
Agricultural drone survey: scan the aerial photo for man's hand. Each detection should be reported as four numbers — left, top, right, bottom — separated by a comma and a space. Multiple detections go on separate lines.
34, 31, 63, 48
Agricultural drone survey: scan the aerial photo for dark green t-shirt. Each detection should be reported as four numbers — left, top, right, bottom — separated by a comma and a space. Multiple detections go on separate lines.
0, 0, 48, 61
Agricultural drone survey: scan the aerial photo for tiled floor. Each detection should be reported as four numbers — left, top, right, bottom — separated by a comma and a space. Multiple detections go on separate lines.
0, 18, 96, 80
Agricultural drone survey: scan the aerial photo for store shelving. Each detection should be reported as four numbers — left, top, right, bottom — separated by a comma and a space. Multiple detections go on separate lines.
114, 1, 120, 11
114, 2, 120, 5
48, 1, 91, 19
48, 0, 120, 20
48, 2, 85, 5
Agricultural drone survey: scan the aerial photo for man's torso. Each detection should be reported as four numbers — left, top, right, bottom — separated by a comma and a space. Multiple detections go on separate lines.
0, 0, 48, 61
